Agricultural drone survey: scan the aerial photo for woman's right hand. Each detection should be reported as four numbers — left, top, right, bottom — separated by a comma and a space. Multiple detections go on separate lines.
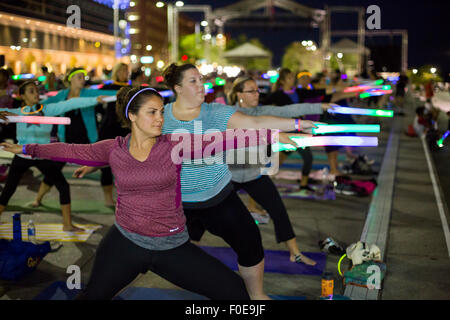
321, 103, 340, 111
73, 166, 98, 178
0, 111, 17, 123
0, 142, 23, 154
96, 96, 109, 104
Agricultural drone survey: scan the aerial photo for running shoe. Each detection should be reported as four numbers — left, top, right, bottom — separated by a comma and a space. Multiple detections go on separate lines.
334, 183, 357, 196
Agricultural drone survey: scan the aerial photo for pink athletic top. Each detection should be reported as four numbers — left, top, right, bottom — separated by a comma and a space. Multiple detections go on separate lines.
24, 130, 273, 237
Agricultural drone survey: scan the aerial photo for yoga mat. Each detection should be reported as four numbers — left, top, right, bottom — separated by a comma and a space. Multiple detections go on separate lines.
4, 199, 115, 215
199, 246, 327, 276
0, 223, 102, 242
34, 282, 307, 300
279, 187, 336, 200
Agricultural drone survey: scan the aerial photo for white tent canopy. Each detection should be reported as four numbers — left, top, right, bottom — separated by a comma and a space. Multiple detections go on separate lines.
223, 43, 271, 59
329, 38, 370, 55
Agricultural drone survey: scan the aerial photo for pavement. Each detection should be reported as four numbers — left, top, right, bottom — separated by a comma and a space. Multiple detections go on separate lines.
0, 95, 449, 300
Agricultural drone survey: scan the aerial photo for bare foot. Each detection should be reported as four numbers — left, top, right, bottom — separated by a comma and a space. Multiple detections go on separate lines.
63, 225, 85, 233
291, 253, 317, 266
31, 200, 41, 208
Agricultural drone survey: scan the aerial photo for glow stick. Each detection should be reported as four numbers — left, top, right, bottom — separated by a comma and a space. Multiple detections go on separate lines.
102, 96, 117, 102
312, 124, 380, 134
360, 90, 393, 98
343, 85, 372, 93
216, 78, 226, 86
437, 130, 450, 147
204, 82, 213, 90
328, 106, 393, 117
272, 136, 378, 152
158, 90, 174, 98
0, 116, 71, 125
12, 74, 34, 80
46, 91, 59, 97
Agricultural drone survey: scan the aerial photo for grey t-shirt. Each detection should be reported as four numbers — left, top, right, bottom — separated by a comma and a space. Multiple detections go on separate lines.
115, 222, 189, 251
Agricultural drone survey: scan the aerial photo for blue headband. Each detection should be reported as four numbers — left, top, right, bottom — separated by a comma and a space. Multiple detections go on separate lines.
125, 87, 158, 119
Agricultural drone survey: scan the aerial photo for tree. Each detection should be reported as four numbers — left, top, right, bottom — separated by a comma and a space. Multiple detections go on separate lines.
179, 33, 224, 65
282, 42, 323, 74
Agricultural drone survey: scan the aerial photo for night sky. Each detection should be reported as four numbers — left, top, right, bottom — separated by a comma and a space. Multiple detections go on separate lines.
180, 0, 450, 80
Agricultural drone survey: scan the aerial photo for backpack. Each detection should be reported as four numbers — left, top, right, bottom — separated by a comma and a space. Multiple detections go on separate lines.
335, 176, 378, 197
351, 155, 375, 175
0, 214, 51, 281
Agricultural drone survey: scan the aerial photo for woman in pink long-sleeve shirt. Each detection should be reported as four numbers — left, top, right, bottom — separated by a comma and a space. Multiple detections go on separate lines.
0, 86, 299, 300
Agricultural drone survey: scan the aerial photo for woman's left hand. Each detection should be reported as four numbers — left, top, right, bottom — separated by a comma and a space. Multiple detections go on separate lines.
0, 142, 23, 154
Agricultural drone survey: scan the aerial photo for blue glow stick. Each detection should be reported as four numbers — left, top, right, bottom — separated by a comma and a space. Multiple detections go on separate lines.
328, 106, 393, 117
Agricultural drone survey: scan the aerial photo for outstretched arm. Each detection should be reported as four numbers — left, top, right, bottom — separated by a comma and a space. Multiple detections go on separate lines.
43, 96, 109, 116
227, 111, 319, 133
243, 103, 338, 117
167, 129, 310, 161
0, 140, 113, 167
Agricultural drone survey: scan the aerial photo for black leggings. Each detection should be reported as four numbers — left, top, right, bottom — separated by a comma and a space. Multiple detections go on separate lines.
0, 156, 70, 206
233, 175, 296, 243
76, 225, 250, 300
281, 146, 312, 177
45, 165, 113, 187
185, 191, 265, 267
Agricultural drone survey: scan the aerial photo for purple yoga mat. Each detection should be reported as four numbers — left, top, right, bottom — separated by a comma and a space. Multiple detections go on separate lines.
199, 246, 327, 276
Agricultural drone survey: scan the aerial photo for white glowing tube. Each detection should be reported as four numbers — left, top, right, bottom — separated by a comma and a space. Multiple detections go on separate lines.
0, 116, 71, 125
273, 136, 378, 152
102, 96, 117, 102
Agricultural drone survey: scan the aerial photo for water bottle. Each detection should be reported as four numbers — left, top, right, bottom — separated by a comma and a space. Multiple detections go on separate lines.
321, 272, 334, 299
27, 220, 36, 244
319, 167, 329, 196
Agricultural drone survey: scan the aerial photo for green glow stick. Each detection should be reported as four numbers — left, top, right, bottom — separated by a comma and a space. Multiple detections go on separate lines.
215, 78, 226, 86
375, 79, 384, 85
204, 82, 213, 89
312, 124, 380, 135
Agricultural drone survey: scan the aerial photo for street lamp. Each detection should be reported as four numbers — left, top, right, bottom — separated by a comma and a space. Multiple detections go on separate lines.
156, 2, 164, 8
337, 52, 343, 59
412, 69, 418, 74
201, 20, 208, 27
430, 67, 436, 74
175, 1, 184, 7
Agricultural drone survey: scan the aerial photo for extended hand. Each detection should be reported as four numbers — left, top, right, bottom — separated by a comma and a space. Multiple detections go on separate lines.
278, 132, 312, 148
322, 103, 340, 111
0, 142, 23, 154
96, 96, 109, 104
0, 111, 17, 123
72, 166, 98, 178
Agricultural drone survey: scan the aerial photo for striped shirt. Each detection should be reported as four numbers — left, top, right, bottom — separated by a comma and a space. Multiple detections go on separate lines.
162, 102, 236, 202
